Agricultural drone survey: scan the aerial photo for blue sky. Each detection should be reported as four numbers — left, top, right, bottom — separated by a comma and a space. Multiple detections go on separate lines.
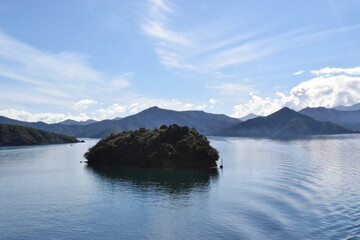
1, 0, 360, 123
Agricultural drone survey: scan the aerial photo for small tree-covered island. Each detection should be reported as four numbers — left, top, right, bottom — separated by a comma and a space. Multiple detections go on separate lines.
84, 124, 219, 169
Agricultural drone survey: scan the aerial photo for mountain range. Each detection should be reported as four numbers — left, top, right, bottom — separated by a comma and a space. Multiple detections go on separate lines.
0, 107, 240, 138
0, 106, 357, 139
299, 107, 360, 130
58, 119, 98, 125
334, 103, 360, 111
216, 107, 354, 138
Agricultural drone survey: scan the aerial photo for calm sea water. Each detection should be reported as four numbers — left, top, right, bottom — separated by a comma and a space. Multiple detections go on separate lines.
0, 136, 359, 239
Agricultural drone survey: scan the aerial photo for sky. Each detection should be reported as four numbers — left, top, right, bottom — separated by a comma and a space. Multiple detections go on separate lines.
1, 0, 360, 123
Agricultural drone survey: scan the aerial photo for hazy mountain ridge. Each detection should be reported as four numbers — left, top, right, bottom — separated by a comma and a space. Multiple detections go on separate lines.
215, 107, 355, 138
89, 107, 241, 138
0, 124, 80, 146
0, 106, 357, 139
0, 107, 241, 138
334, 103, 360, 111
58, 119, 98, 125
299, 107, 360, 130
239, 113, 259, 121
0, 116, 77, 136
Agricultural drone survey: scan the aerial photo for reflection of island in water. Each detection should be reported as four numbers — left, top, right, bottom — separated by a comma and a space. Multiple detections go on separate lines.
86, 165, 219, 195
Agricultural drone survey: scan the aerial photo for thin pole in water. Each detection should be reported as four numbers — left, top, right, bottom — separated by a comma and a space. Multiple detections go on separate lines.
220, 157, 223, 168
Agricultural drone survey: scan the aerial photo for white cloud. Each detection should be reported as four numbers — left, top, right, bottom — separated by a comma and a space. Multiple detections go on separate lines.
98, 104, 127, 119
0, 108, 92, 123
232, 93, 283, 118
120, 97, 206, 113
207, 83, 251, 95
155, 48, 194, 69
311, 66, 360, 76
232, 66, 360, 117
196, 104, 207, 110
209, 98, 216, 104
143, 21, 192, 47
293, 70, 304, 75
73, 99, 98, 110
128, 103, 140, 114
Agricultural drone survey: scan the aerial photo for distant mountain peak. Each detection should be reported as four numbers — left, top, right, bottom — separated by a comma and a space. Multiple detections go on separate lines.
215, 106, 354, 138
239, 113, 259, 121
277, 107, 292, 112
148, 106, 160, 110
58, 119, 97, 126
268, 107, 297, 118
141, 106, 163, 113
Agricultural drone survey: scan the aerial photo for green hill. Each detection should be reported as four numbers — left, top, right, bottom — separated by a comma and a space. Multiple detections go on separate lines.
84, 124, 219, 169
0, 124, 81, 146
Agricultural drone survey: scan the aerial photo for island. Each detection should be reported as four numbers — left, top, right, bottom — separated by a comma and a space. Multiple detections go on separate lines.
0, 124, 81, 146
84, 124, 219, 169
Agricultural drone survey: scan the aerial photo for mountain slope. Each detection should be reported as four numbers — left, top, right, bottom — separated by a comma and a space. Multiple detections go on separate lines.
0, 124, 80, 146
0, 107, 241, 138
239, 113, 258, 121
215, 107, 354, 138
334, 103, 360, 111
299, 107, 360, 130
89, 106, 241, 137
0, 116, 77, 136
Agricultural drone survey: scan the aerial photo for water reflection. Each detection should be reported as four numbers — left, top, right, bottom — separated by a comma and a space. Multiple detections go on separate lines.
86, 165, 219, 195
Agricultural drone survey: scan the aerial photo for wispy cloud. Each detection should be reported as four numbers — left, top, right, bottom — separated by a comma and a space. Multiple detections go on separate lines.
207, 83, 251, 95
0, 30, 131, 109
109, 72, 133, 90
209, 98, 216, 104
311, 66, 360, 76
73, 99, 98, 110
213, 72, 233, 79
141, 0, 360, 72
293, 70, 304, 75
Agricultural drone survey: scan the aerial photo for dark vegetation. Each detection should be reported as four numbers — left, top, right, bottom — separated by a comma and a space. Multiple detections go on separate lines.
216, 107, 355, 138
0, 124, 80, 146
84, 124, 219, 169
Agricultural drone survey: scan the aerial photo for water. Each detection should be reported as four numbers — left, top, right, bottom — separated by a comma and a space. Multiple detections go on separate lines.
0, 136, 359, 239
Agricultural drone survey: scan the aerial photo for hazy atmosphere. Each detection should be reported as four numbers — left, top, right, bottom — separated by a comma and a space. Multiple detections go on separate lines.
1, 0, 360, 122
